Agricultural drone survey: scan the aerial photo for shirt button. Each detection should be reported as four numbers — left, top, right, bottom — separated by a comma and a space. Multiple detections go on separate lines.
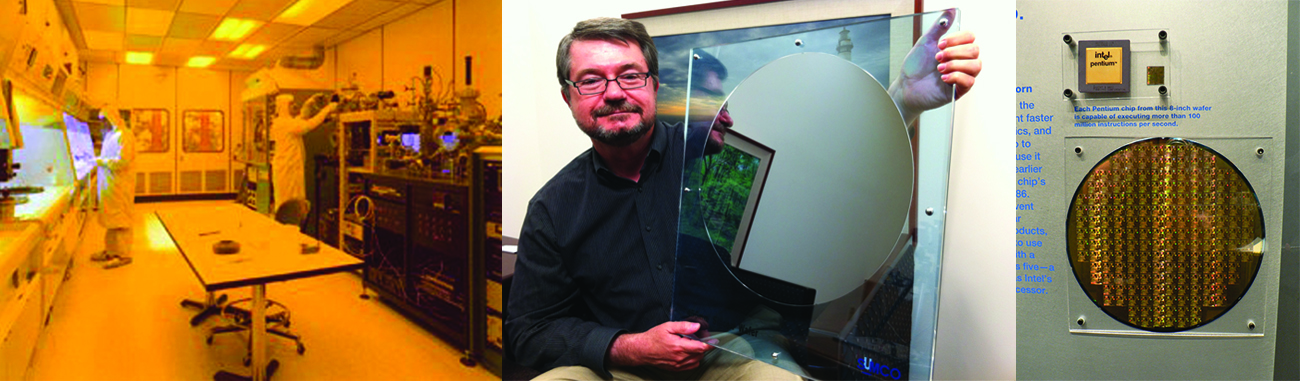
657, 264, 663, 270
645, 226, 651, 232
637, 186, 643, 193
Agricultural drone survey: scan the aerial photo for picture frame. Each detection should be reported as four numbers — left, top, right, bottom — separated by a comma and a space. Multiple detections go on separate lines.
132, 108, 169, 153
182, 110, 224, 153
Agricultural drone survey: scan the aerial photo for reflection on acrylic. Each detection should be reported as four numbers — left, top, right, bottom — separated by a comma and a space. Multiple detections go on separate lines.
670, 10, 958, 380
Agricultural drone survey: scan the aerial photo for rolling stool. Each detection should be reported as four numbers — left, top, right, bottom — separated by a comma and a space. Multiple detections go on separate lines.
207, 199, 313, 364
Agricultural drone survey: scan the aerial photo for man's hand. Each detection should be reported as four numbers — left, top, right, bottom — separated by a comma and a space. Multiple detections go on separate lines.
608, 321, 712, 372
888, 9, 982, 125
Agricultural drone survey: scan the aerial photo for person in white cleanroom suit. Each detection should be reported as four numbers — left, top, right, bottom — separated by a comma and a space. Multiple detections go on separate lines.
91, 106, 137, 269
270, 93, 337, 215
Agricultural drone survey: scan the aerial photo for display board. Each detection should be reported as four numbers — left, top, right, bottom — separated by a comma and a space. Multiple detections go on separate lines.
672, 10, 958, 380
1016, 1, 1296, 379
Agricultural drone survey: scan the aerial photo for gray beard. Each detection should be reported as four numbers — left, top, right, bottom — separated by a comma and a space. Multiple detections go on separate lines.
581, 117, 653, 147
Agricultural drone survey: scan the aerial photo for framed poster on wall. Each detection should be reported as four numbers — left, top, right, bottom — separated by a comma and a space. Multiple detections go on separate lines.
182, 110, 224, 153
132, 108, 169, 153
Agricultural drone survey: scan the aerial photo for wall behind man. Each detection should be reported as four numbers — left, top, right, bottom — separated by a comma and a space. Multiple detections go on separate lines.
503, 0, 1014, 379
332, 0, 501, 118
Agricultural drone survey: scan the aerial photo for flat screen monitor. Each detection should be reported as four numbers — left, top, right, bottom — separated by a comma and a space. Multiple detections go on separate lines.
64, 112, 94, 180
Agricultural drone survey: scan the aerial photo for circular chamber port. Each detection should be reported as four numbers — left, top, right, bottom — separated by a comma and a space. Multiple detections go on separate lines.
1067, 138, 1264, 332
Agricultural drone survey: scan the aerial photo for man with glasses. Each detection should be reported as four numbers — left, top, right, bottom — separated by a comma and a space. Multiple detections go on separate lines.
508, 16, 980, 381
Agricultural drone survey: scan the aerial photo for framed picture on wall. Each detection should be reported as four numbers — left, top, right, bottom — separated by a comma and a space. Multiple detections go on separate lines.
132, 108, 169, 153
182, 110, 224, 153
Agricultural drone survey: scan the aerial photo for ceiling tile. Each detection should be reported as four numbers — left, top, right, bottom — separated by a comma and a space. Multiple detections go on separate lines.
159, 37, 202, 55
177, 0, 236, 16
126, 0, 180, 11
320, 29, 363, 46
74, 2, 126, 32
243, 22, 300, 45
314, 0, 399, 30
167, 12, 220, 39
352, 2, 421, 31
125, 7, 175, 36
279, 26, 340, 48
197, 40, 237, 56
152, 52, 185, 66
80, 49, 120, 63
123, 34, 164, 50
83, 30, 124, 50
227, 0, 295, 21
78, 0, 126, 6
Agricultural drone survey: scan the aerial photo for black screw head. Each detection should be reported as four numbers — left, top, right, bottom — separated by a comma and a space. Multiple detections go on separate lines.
1077, 317, 1085, 326
1159, 30, 1168, 40
1063, 34, 1073, 45
1248, 321, 1256, 330
1074, 146, 1084, 155
1158, 86, 1168, 95
1064, 89, 1075, 98
1256, 147, 1265, 157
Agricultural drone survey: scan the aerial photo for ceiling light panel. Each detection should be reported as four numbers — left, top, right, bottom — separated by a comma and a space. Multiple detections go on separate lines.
228, 44, 267, 59
210, 18, 263, 41
275, 0, 356, 26
125, 51, 154, 64
186, 56, 216, 67
125, 7, 175, 36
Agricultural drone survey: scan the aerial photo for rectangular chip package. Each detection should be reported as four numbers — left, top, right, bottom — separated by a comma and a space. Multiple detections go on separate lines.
1077, 40, 1131, 93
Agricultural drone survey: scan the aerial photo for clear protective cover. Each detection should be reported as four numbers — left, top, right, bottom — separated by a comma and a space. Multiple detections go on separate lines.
671, 9, 959, 380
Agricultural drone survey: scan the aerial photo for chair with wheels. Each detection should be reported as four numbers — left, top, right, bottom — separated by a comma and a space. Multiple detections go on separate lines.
207, 198, 312, 362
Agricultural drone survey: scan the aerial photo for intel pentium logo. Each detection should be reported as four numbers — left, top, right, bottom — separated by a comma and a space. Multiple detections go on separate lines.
858, 357, 902, 379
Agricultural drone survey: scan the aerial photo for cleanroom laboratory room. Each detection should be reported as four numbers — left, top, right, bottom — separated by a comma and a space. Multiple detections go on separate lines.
0, 0, 501, 379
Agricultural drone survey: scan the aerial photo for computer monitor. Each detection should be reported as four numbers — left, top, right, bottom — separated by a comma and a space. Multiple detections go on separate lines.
400, 132, 419, 153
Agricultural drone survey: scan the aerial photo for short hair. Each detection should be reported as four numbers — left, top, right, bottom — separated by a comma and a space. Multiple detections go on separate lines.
556, 17, 658, 91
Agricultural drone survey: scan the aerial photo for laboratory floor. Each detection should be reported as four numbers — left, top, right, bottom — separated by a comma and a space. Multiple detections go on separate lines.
26, 200, 496, 380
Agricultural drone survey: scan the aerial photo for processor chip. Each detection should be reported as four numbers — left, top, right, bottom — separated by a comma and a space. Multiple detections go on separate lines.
1077, 40, 1131, 93
1067, 138, 1264, 332
1084, 47, 1123, 84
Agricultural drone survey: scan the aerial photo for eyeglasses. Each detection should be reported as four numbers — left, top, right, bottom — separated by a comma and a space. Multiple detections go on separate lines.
565, 72, 655, 95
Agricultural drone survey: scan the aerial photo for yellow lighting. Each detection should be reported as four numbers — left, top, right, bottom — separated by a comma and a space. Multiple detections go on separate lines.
187, 56, 217, 68
11, 89, 59, 127
125, 51, 153, 65
229, 44, 267, 59
211, 18, 263, 41
275, 0, 355, 26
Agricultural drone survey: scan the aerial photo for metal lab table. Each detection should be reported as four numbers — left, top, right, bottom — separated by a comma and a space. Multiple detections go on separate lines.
156, 205, 362, 381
